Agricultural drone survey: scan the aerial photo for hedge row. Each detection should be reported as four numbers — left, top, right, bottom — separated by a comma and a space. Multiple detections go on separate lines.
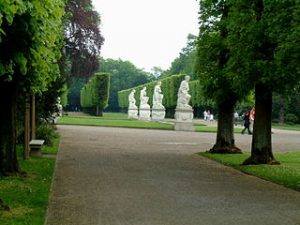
80, 73, 110, 115
118, 74, 213, 111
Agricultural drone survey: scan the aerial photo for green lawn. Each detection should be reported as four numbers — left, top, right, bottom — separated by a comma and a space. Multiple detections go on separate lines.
59, 113, 300, 133
199, 152, 300, 191
272, 123, 300, 131
195, 125, 243, 133
0, 141, 59, 225
58, 116, 174, 130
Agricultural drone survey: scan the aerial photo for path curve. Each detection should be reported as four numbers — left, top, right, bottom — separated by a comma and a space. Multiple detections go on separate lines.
45, 125, 300, 225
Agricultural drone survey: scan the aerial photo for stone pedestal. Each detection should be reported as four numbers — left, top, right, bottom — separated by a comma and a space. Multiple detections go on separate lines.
139, 108, 151, 121
174, 108, 194, 131
151, 108, 165, 121
128, 108, 138, 119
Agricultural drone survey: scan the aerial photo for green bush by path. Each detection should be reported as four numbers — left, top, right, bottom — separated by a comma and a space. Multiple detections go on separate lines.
199, 152, 300, 191
0, 141, 59, 225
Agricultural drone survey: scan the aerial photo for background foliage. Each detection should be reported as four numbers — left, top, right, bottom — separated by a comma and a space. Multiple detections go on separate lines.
80, 73, 110, 114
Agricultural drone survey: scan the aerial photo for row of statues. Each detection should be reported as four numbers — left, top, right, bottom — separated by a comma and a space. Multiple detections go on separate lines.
128, 76, 193, 124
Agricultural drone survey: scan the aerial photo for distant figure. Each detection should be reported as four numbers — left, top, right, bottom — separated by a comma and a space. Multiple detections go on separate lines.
203, 110, 208, 121
234, 111, 239, 126
209, 113, 214, 122
176, 75, 192, 109
241, 111, 252, 135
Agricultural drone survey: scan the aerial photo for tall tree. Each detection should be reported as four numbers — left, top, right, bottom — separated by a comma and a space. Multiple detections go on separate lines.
100, 58, 153, 111
64, 0, 104, 79
0, 0, 65, 174
63, 0, 104, 109
197, 0, 243, 153
226, 0, 300, 164
163, 34, 197, 79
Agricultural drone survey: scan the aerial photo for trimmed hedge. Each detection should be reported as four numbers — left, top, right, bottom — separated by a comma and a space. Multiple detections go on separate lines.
118, 74, 214, 117
80, 73, 110, 116
118, 74, 185, 109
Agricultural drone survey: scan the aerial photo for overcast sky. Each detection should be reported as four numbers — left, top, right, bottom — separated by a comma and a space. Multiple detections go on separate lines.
92, 0, 199, 72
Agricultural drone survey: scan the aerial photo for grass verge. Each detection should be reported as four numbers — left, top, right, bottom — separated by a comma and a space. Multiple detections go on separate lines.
199, 152, 300, 191
0, 139, 59, 225
58, 116, 174, 130
195, 125, 243, 133
272, 123, 300, 131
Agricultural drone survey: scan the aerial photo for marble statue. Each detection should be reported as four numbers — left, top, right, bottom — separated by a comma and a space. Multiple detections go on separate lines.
151, 81, 165, 121
139, 87, 151, 120
175, 75, 194, 131
176, 75, 192, 110
140, 87, 150, 109
128, 89, 137, 109
128, 89, 138, 119
152, 81, 164, 109
56, 97, 63, 117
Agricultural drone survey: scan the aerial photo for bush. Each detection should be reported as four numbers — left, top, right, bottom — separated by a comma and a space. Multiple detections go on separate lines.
36, 123, 59, 146
285, 113, 298, 125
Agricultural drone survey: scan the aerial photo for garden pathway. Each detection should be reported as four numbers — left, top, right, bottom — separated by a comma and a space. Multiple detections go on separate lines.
45, 125, 300, 225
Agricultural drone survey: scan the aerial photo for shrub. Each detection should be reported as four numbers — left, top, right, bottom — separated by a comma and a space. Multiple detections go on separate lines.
36, 123, 59, 146
285, 113, 298, 125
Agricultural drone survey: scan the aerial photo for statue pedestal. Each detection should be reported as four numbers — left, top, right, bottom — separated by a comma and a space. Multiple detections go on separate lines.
174, 108, 194, 131
151, 108, 165, 121
128, 108, 138, 119
139, 108, 151, 121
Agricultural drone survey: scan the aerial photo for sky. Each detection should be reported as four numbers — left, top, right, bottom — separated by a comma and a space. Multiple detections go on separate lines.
92, 0, 199, 72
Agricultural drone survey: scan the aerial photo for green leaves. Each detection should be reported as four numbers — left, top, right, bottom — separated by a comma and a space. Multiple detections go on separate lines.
80, 73, 110, 110
0, 0, 66, 93
14, 53, 27, 75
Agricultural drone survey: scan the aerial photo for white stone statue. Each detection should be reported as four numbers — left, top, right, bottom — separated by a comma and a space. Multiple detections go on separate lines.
139, 87, 150, 109
151, 81, 165, 121
56, 97, 63, 117
139, 87, 151, 120
128, 90, 138, 119
152, 81, 164, 109
128, 89, 137, 109
176, 75, 192, 110
175, 75, 194, 131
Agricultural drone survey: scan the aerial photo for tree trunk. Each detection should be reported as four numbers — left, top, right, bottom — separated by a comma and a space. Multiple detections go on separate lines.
95, 106, 103, 116
243, 83, 279, 165
24, 94, 30, 160
0, 82, 19, 175
278, 95, 285, 125
30, 95, 36, 140
209, 99, 242, 154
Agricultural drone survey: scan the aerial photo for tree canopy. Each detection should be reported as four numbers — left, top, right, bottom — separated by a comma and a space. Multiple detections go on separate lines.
0, 0, 66, 174
100, 58, 154, 111
64, 0, 104, 79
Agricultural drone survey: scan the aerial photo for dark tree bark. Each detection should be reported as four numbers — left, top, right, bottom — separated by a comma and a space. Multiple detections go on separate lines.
24, 93, 30, 160
30, 95, 36, 140
243, 83, 279, 165
0, 81, 19, 175
95, 106, 103, 116
278, 95, 285, 125
209, 99, 242, 154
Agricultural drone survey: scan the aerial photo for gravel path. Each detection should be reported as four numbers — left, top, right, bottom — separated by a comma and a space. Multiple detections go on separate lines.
45, 125, 300, 225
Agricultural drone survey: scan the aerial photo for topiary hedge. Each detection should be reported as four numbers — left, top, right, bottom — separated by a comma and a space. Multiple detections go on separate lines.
118, 74, 214, 117
80, 73, 110, 116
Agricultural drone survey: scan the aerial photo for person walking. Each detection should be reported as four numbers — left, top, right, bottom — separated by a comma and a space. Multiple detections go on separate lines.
241, 111, 252, 135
